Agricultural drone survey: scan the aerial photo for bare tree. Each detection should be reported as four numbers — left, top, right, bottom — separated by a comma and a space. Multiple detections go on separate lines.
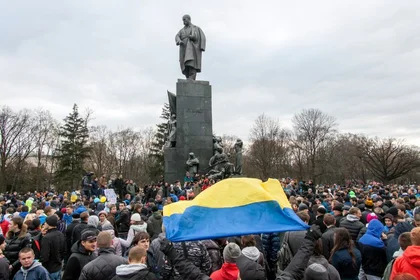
292, 108, 337, 181
0, 107, 37, 192
247, 114, 291, 180
360, 137, 420, 183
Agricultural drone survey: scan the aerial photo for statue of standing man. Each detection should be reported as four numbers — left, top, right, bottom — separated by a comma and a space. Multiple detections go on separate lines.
175, 15, 206, 80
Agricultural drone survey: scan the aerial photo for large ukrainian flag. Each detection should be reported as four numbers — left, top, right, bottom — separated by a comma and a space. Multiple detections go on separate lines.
163, 178, 309, 242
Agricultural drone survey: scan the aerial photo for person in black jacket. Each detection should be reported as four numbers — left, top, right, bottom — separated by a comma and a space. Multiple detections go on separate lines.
40, 215, 66, 280
72, 212, 90, 245
79, 231, 127, 280
62, 230, 97, 280
321, 214, 338, 260
64, 212, 80, 268
313, 207, 327, 233
158, 225, 323, 280
113, 246, 156, 280
4, 216, 31, 278
0, 235, 9, 280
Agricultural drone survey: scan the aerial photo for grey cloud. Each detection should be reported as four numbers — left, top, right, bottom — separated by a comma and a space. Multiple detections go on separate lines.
0, 1, 420, 145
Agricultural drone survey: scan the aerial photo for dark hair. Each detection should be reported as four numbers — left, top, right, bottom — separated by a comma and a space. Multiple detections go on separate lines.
19, 247, 34, 256
330, 228, 357, 267
296, 211, 310, 223
313, 239, 323, 256
8, 217, 28, 239
21, 205, 29, 212
241, 235, 256, 247
323, 214, 336, 226
132, 232, 150, 246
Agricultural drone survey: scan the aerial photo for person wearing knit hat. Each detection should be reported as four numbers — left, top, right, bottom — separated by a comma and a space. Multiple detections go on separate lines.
366, 213, 378, 223
42, 213, 66, 277
304, 263, 329, 280
210, 243, 241, 280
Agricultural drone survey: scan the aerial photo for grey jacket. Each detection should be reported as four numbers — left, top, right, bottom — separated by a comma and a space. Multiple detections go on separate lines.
79, 247, 128, 280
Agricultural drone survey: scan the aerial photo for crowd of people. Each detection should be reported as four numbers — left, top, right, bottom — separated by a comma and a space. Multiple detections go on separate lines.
0, 174, 418, 280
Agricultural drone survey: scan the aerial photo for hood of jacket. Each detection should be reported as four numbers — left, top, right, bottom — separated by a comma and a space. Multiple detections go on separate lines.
393, 248, 404, 258
131, 223, 147, 233
402, 246, 420, 268
21, 260, 43, 273
152, 212, 162, 220
115, 263, 148, 276
219, 263, 239, 279
71, 240, 93, 255
359, 220, 384, 248
242, 246, 260, 262
88, 216, 100, 227
346, 214, 360, 222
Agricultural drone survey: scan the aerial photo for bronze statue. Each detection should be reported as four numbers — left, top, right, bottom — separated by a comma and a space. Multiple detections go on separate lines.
175, 15, 206, 80
167, 114, 177, 148
186, 152, 200, 175
234, 139, 243, 175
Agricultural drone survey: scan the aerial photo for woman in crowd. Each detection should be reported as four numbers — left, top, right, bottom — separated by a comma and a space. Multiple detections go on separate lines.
330, 228, 362, 280
4, 217, 31, 277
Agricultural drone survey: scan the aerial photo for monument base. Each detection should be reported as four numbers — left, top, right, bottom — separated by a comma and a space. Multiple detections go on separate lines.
164, 79, 213, 183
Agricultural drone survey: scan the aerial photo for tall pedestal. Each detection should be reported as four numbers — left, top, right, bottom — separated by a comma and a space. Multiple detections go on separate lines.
164, 79, 213, 183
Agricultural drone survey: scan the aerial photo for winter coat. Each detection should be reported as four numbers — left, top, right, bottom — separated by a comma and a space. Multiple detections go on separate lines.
40, 228, 66, 273
201, 240, 222, 273
5, 232, 31, 270
390, 245, 420, 280
62, 240, 96, 280
79, 247, 128, 280
210, 263, 239, 280
339, 214, 364, 241
0, 257, 9, 280
75, 205, 88, 215
116, 210, 131, 234
358, 220, 388, 277
120, 223, 148, 248
262, 233, 280, 267
321, 226, 338, 260
13, 261, 49, 280
0, 218, 9, 236
284, 230, 306, 256
382, 249, 403, 280
147, 212, 163, 241
306, 255, 340, 280
313, 215, 327, 233
112, 263, 157, 280
386, 222, 414, 262
107, 213, 119, 236
66, 220, 80, 256
147, 233, 167, 279
161, 240, 212, 280
236, 255, 266, 280
331, 244, 362, 280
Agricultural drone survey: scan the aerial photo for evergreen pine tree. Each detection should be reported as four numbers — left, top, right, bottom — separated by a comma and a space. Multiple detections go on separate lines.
149, 103, 170, 179
55, 104, 91, 190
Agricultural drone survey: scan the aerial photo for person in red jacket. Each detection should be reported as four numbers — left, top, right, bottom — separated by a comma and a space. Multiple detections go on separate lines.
210, 243, 241, 280
0, 210, 9, 236
391, 227, 420, 279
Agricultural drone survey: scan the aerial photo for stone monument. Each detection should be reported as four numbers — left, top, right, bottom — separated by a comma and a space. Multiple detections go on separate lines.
164, 15, 212, 183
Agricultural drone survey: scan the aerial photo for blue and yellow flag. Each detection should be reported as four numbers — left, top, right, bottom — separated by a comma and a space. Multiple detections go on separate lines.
163, 178, 309, 242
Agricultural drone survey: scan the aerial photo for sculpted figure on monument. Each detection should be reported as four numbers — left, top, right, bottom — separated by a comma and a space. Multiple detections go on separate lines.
175, 14, 206, 80
167, 114, 177, 148
234, 139, 243, 175
186, 152, 200, 175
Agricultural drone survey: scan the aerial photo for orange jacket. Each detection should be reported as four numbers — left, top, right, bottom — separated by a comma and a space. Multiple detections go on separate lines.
390, 245, 420, 279
210, 263, 239, 280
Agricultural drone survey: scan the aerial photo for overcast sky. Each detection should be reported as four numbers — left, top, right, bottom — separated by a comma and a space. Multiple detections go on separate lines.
1, 1, 420, 144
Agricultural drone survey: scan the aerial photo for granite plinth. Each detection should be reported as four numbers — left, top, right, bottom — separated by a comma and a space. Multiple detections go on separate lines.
164, 80, 213, 183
